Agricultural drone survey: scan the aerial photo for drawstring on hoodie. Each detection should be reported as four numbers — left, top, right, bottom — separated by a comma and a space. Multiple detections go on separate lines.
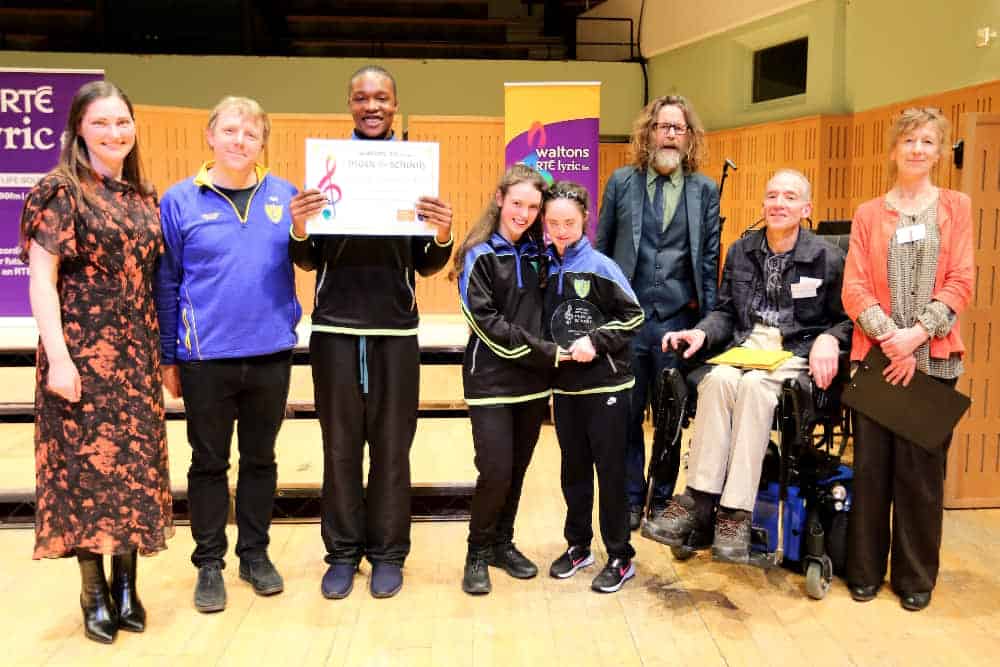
512, 243, 524, 288
358, 336, 369, 395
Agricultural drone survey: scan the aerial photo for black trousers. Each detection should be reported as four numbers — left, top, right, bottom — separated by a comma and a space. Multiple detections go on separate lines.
467, 398, 548, 549
311, 333, 418, 567
846, 403, 953, 594
180, 350, 292, 568
554, 391, 635, 560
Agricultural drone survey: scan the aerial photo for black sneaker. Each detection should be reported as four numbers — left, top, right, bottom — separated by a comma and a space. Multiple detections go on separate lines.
591, 557, 635, 593
462, 550, 492, 595
239, 555, 284, 596
488, 542, 538, 579
549, 545, 595, 579
712, 509, 751, 564
194, 564, 226, 613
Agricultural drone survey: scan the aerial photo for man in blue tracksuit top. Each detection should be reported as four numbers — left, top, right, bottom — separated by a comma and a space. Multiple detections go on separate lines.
289, 65, 454, 599
155, 97, 304, 613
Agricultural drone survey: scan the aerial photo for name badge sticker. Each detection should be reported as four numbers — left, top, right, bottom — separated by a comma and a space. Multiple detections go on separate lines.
896, 224, 926, 244
791, 283, 818, 299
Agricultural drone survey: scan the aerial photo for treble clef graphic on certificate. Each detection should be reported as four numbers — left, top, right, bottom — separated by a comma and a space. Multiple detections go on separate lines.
316, 155, 342, 220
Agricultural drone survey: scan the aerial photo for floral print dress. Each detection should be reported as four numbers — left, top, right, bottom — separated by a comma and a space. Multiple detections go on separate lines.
20, 171, 173, 558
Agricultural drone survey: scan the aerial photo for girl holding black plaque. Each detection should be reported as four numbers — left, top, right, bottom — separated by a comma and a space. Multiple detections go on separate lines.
542, 181, 644, 593
454, 164, 563, 595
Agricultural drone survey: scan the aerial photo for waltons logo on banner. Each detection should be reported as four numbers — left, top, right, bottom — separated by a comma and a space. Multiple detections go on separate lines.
503, 81, 600, 240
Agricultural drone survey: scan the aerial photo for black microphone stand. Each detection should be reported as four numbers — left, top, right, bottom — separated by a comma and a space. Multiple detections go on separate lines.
718, 159, 737, 232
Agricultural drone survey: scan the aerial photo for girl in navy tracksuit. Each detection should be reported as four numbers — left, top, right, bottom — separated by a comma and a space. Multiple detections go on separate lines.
542, 181, 644, 593
455, 164, 562, 595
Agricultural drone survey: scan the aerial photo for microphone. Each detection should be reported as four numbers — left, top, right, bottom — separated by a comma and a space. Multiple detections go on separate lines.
725, 159, 738, 171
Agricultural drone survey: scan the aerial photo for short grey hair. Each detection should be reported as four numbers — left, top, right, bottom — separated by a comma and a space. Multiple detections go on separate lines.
766, 168, 811, 201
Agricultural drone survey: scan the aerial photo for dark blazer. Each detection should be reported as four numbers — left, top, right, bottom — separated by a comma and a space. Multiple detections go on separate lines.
696, 228, 853, 358
595, 166, 721, 318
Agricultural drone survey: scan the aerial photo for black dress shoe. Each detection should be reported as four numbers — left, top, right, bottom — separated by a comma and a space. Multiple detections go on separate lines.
848, 583, 881, 602
111, 549, 146, 632
900, 590, 932, 611
77, 552, 118, 644
489, 542, 538, 579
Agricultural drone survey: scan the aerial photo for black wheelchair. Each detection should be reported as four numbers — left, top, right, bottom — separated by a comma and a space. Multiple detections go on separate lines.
640, 222, 855, 600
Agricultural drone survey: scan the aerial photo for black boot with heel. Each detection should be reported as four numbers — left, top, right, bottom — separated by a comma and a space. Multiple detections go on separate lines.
111, 549, 146, 632
77, 550, 118, 644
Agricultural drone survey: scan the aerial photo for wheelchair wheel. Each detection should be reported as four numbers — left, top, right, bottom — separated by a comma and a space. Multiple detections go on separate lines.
671, 545, 696, 561
805, 561, 830, 600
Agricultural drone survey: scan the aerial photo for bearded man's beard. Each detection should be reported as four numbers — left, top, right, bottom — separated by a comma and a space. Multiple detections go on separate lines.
651, 147, 682, 175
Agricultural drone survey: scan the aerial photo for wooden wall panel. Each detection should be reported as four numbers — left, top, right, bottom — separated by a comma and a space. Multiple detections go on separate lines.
406, 116, 505, 314
817, 115, 854, 221
946, 112, 1000, 508
134, 104, 209, 197
699, 115, 852, 257
598, 143, 631, 203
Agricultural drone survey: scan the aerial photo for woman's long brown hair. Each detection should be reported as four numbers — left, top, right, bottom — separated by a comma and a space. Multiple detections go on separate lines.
449, 163, 548, 280
54, 80, 153, 205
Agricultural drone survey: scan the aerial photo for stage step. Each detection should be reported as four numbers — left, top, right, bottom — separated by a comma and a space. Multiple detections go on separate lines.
0, 364, 466, 417
0, 417, 488, 524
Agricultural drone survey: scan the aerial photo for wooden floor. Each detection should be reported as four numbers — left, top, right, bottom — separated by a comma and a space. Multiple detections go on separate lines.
3, 422, 1000, 666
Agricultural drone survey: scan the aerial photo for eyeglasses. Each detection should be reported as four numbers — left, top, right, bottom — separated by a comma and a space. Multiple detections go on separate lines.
652, 122, 688, 135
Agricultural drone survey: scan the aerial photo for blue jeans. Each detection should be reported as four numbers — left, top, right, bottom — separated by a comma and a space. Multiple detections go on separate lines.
625, 310, 697, 508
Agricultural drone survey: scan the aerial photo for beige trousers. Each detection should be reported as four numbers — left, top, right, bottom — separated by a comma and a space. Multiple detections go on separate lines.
686, 325, 808, 511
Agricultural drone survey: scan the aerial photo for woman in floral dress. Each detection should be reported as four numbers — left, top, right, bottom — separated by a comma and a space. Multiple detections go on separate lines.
20, 81, 173, 644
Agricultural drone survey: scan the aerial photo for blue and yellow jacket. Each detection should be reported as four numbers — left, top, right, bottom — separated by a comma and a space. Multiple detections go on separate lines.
544, 237, 644, 395
155, 163, 302, 364
459, 232, 559, 405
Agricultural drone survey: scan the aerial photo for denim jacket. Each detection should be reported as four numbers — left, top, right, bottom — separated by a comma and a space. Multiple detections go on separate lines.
696, 228, 852, 358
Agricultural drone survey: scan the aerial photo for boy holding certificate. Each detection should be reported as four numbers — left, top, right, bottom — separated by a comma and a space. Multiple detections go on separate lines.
652, 170, 851, 565
542, 182, 645, 593
288, 65, 454, 599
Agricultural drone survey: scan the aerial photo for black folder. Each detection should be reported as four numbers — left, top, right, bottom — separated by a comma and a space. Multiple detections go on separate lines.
840, 347, 971, 451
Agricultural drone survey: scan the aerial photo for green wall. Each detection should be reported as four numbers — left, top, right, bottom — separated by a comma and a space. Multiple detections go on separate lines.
645, 0, 847, 131
844, 0, 1000, 111
1, 51, 644, 135
645, 0, 999, 131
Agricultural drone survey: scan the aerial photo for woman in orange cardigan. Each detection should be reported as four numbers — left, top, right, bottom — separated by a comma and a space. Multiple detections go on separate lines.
841, 107, 974, 612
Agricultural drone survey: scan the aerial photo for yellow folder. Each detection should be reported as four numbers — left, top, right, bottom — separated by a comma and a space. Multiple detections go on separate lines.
706, 347, 793, 372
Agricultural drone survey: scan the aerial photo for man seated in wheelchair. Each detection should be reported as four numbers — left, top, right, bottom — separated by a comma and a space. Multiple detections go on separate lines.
651, 169, 852, 564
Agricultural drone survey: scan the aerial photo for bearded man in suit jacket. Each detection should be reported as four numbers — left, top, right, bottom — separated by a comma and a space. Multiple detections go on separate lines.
595, 95, 721, 529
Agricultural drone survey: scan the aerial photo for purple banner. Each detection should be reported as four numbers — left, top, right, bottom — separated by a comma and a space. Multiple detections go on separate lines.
505, 117, 600, 239
1, 68, 103, 318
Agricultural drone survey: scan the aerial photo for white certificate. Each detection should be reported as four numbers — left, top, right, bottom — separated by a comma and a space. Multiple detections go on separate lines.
304, 139, 439, 236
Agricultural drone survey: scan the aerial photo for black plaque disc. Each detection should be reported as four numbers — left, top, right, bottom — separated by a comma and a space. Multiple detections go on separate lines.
551, 299, 605, 349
